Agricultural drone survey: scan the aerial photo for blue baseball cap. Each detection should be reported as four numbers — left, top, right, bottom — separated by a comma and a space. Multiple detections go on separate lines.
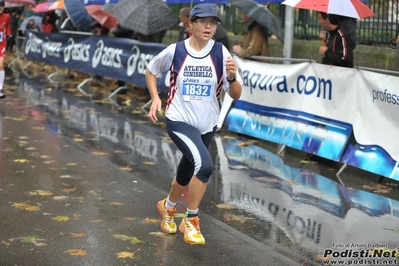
189, 4, 222, 23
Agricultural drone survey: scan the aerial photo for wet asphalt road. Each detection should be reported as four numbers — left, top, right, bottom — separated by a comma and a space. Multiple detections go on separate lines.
1, 63, 399, 266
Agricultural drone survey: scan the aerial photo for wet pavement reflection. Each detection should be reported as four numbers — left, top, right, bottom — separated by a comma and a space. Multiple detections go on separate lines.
1, 65, 399, 265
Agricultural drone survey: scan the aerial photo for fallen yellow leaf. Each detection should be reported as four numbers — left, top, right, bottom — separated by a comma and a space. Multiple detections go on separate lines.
12, 202, 40, 211
20, 236, 47, 246
143, 218, 161, 224
117, 249, 140, 259
113, 234, 144, 244
215, 203, 235, 210
73, 138, 84, 142
13, 159, 29, 163
149, 232, 166, 237
30, 190, 53, 196
65, 248, 87, 256
225, 214, 254, 224
62, 187, 77, 193
91, 151, 109, 156
143, 161, 156, 165
124, 99, 131, 106
222, 135, 236, 139
238, 141, 254, 147
119, 165, 132, 171
53, 196, 68, 200
52, 216, 69, 221
110, 202, 125, 206
71, 233, 85, 238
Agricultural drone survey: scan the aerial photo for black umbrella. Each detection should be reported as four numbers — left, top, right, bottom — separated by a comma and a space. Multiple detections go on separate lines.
230, 0, 284, 43
101, 0, 178, 36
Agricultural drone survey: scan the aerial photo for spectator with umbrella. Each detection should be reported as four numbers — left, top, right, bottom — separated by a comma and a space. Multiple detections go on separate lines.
146, 4, 242, 245
232, 8, 270, 61
0, 0, 10, 99
230, 0, 284, 62
318, 13, 354, 68
19, 15, 43, 33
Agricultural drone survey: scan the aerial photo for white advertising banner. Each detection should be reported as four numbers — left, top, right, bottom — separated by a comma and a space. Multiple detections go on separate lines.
220, 56, 399, 180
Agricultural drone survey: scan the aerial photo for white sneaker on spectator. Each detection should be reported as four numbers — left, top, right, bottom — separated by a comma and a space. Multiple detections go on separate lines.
0, 90, 5, 99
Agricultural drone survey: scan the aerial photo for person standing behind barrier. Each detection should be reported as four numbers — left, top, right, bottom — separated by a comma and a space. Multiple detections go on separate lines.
0, 0, 10, 99
338, 16, 357, 51
42, 14, 54, 34
178, 7, 191, 41
145, 4, 242, 245
42, 11, 58, 34
232, 11, 270, 61
318, 12, 354, 68
7, 8, 19, 53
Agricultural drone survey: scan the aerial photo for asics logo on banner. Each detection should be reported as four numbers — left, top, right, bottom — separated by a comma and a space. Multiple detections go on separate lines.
127, 46, 154, 76
25, 32, 42, 54
42, 37, 62, 58
92, 40, 122, 69
64, 38, 90, 63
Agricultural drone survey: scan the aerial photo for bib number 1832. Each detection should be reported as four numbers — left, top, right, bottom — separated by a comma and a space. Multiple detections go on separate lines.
182, 83, 211, 97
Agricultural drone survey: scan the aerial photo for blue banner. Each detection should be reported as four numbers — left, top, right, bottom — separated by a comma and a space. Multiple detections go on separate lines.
24, 31, 169, 94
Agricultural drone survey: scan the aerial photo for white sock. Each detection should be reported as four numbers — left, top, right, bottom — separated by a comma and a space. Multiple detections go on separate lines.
165, 195, 176, 209
0, 70, 4, 91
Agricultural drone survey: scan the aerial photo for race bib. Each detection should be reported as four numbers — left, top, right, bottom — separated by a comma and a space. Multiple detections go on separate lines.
182, 82, 213, 102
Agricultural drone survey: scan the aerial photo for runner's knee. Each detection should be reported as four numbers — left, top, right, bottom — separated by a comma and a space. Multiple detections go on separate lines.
195, 160, 214, 183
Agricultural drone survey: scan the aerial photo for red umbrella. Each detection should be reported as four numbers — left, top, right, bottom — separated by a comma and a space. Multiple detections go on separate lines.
5, 0, 35, 5
281, 0, 374, 19
34, 0, 65, 13
85, 4, 118, 29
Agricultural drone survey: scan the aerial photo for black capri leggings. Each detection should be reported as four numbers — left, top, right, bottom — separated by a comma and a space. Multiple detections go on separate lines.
166, 118, 216, 186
